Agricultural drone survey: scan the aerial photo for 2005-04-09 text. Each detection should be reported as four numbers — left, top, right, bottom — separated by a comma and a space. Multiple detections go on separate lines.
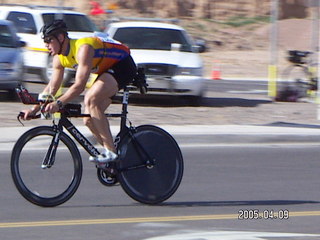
238, 209, 289, 220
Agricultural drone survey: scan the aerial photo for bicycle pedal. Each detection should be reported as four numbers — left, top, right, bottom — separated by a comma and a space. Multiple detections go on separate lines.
99, 161, 117, 168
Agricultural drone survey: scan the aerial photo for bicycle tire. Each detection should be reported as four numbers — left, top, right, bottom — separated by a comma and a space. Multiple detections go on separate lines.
116, 125, 183, 204
279, 65, 310, 99
11, 126, 82, 207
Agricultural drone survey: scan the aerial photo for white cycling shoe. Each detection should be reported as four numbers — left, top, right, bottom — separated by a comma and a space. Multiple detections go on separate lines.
89, 149, 118, 164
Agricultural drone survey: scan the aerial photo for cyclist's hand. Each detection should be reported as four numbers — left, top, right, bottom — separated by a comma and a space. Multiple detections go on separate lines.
22, 108, 36, 120
45, 101, 59, 113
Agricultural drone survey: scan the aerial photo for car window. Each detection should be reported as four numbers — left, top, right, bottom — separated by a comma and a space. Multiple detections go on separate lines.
7, 12, 37, 34
0, 24, 15, 47
113, 27, 193, 52
42, 13, 98, 32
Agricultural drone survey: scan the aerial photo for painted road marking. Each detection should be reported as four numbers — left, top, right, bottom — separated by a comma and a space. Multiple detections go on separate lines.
1, 211, 320, 228
179, 142, 320, 148
144, 231, 320, 240
227, 90, 268, 94
2, 141, 320, 152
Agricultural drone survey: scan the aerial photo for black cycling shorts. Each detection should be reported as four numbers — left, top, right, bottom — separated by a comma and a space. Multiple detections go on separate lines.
107, 55, 137, 90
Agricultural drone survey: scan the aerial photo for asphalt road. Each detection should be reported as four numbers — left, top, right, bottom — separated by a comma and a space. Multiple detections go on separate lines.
1, 74, 320, 239
1, 139, 320, 240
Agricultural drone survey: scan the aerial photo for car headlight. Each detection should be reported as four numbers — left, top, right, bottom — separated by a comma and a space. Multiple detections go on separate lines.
175, 67, 202, 76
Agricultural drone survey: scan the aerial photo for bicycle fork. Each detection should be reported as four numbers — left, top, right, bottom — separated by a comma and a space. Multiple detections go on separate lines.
41, 127, 61, 169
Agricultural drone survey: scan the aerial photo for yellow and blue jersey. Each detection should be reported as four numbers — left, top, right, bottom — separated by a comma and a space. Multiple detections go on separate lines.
58, 37, 130, 75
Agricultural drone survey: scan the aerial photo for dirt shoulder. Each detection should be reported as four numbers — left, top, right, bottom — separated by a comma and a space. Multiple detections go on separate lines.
1, 90, 319, 129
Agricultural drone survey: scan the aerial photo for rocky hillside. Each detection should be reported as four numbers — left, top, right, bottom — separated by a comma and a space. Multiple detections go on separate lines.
2, 0, 311, 20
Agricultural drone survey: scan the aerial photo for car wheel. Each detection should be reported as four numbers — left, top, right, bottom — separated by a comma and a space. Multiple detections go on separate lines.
8, 70, 24, 100
8, 82, 22, 101
188, 95, 203, 106
187, 88, 205, 106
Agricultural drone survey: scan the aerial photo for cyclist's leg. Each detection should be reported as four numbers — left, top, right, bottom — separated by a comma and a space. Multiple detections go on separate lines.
83, 73, 118, 152
84, 56, 136, 153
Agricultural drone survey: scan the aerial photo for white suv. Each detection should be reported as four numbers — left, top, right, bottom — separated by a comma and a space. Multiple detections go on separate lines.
105, 21, 206, 103
0, 4, 98, 83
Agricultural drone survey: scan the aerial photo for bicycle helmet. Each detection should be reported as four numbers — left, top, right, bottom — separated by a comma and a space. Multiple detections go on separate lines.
41, 19, 68, 39
41, 19, 68, 55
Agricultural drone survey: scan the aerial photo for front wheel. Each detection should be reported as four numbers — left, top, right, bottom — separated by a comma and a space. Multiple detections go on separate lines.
11, 126, 82, 207
117, 125, 184, 204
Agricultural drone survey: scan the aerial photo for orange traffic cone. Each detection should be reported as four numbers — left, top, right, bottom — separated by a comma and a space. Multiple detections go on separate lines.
211, 60, 221, 80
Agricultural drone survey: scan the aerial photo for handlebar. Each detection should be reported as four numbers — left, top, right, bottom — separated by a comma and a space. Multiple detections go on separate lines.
17, 112, 41, 126
288, 50, 312, 57
287, 50, 312, 64
15, 86, 57, 125
15, 70, 147, 126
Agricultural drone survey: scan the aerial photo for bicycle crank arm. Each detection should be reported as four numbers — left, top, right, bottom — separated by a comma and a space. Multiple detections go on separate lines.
118, 161, 155, 172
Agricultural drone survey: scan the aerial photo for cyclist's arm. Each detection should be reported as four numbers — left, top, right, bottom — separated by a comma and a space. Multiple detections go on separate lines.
44, 44, 93, 113
23, 55, 64, 119
54, 44, 93, 104
43, 55, 65, 95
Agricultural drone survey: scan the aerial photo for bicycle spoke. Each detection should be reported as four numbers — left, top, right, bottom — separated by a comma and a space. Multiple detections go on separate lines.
19, 136, 74, 197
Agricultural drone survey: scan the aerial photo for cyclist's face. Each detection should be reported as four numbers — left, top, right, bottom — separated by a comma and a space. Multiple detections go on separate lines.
43, 36, 54, 44
44, 35, 62, 55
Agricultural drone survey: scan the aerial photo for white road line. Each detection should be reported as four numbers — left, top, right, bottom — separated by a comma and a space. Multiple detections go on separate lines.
144, 231, 320, 240
227, 90, 268, 94
2, 142, 320, 152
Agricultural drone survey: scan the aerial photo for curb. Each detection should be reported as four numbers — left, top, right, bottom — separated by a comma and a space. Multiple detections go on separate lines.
2, 124, 320, 150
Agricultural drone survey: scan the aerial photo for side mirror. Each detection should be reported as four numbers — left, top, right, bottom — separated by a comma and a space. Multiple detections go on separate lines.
194, 39, 207, 53
171, 43, 182, 51
19, 40, 26, 47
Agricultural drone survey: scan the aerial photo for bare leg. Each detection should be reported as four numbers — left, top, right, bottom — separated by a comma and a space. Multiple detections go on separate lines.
83, 73, 118, 152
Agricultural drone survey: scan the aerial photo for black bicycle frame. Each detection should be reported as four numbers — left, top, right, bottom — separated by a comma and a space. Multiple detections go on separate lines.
43, 87, 154, 171
62, 117, 100, 156
49, 88, 130, 159
63, 88, 130, 157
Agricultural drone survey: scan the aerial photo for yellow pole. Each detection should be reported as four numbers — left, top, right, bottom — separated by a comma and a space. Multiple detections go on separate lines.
268, 65, 277, 97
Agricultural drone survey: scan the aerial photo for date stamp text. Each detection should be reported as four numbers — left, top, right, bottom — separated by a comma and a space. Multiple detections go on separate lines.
238, 209, 289, 220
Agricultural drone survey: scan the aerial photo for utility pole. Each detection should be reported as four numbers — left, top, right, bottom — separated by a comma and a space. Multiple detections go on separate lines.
56, 0, 64, 19
310, 0, 320, 119
268, 0, 279, 98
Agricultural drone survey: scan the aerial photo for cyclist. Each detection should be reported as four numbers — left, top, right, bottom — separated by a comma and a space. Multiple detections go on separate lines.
22, 19, 137, 164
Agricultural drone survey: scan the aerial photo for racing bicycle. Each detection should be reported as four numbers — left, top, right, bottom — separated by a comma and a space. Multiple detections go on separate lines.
276, 50, 318, 101
10, 76, 184, 207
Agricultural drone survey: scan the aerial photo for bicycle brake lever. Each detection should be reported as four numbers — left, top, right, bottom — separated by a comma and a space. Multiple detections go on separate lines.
17, 112, 41, 126
17, 112, 25, 126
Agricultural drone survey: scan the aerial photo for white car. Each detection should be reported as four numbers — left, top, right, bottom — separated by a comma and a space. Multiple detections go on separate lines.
105, 21, 206, 103
0, 4, 98, 83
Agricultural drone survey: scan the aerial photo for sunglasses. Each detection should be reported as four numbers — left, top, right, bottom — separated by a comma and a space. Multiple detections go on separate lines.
43, 37, 54, 44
